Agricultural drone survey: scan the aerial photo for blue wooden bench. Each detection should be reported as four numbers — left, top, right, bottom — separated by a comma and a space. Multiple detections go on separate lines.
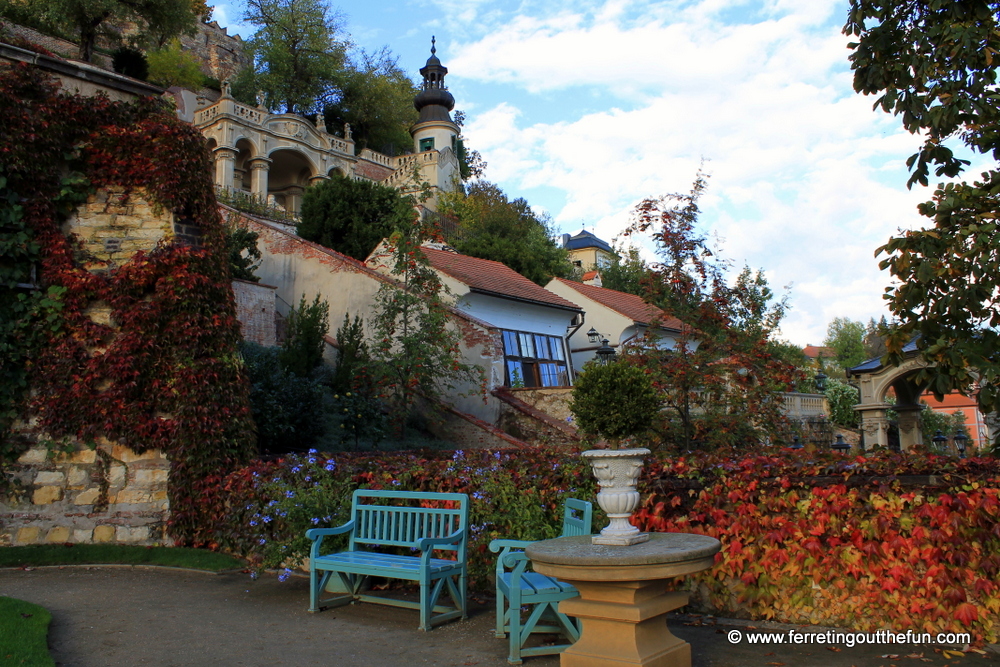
306, 489, 469, 631
489, 498, 592, 664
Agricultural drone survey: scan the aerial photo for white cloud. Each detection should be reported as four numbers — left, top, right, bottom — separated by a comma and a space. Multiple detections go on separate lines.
448, 0, 936, 345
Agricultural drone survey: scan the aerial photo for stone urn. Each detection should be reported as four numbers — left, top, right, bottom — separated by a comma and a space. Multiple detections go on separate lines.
582, 448, 650, 546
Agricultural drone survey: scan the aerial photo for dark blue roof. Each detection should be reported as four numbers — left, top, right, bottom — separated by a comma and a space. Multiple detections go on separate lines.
847, 338, 919, 375
564, 230, 613, 253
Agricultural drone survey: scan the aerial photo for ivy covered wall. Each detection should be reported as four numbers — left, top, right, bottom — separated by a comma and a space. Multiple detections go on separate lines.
0, 62, 255, 545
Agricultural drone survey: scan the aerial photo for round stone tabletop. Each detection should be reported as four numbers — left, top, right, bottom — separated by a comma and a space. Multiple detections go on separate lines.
526, 533, 721, 582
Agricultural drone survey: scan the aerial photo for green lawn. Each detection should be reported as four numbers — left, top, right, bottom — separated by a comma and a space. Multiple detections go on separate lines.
0, 597, 54, 667
0, 544, 244, 572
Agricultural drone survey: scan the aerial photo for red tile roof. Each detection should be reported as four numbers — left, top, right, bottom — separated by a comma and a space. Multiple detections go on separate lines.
422, 246, 582, 311
550, 278, 684, 329
803, 345, 835, 359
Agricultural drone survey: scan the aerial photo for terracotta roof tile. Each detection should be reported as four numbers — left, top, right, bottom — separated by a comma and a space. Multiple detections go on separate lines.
803, 345, 835, 359
550, 278, 684, 329
422, 247, 582, 311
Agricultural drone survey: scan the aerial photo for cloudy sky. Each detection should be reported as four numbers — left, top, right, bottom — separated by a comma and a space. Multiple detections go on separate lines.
209, 0, 968, 347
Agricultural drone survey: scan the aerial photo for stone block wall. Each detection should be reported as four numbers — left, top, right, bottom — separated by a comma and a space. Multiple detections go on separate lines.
1, 440, 171, 546
64, 187, 175, 273
178, 20, 247, 83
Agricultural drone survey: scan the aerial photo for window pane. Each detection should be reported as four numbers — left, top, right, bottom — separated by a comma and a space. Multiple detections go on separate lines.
518, 332, 535, 358
507, 361, 524, 386
548, 336, 565, 361
534, 335, 550, 359
540, 363, 562, 387
502, 330, 519, 355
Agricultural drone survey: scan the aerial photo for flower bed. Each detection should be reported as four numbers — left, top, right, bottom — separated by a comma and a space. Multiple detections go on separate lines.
210, 447, 1000, 644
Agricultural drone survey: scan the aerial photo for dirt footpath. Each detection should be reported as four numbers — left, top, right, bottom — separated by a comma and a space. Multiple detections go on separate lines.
1, 567, 997, 667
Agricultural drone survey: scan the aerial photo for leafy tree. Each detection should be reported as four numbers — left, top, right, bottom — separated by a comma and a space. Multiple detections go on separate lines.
453, 110, 486, 181
146, 38, 204, 89
18, 0, 201, 62
599, 246, 650, 296
864, 316, 889, 360
279, 294, 329, 377
297, 175, 414, 261
223, 215, 261, 282
844, 0, 1000, 420
824, 317, 868, 371
322, 47, 418, 156
569, 361, 660, 448
111, 46, 148, 80
824, 377, 861, 429
241, 0, 347, 115
240, 340, 324, 453
369, 218, 483, 435
331, 313, 369, 394
621, 171, 803, 450
438, 181, 573, 285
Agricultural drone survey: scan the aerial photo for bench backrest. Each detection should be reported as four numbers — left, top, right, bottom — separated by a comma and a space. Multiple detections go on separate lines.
349, 489, 469, 556
561, 498, 592, 537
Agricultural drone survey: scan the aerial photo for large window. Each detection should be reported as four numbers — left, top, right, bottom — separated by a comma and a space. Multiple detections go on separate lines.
502, 329, 569, 388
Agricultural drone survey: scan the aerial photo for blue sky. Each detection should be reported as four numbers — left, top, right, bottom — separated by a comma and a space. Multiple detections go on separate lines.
208, 0, 970, 347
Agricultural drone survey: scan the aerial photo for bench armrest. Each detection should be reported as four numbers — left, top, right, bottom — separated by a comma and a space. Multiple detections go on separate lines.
417, 528, 466, 552
306, 520, 355, 559
488, 539, 532, 553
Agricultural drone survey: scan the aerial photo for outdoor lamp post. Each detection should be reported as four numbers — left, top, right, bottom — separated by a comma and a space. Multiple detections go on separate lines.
789, 436, 803, 450
932, 430, 948, 452
954, 430, 968, 459
596, 338, 617, 365
586, 327, 601, 344
815, 370, 828, 393
831, 434, 850, 453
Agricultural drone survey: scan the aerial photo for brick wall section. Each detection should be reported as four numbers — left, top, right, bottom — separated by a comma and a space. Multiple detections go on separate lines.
232, 279, 277, 346
354, 160, 395, 182
1, 439, 171, 546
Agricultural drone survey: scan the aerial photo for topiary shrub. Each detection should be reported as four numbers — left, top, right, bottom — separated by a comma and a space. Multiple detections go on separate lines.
569, 361, 660, 447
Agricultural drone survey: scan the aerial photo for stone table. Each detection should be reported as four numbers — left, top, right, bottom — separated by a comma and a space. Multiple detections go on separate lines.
526, 533, 720, 667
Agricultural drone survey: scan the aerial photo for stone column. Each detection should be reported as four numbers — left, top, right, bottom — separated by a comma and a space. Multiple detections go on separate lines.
895, 405, 925, 451
248, 157, 271, 197
213, 148, 236, 190
857, 406, 891, 450
284, 186, 305, 216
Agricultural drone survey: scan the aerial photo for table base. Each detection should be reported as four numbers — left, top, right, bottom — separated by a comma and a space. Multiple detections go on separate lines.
558, 581, 692, 667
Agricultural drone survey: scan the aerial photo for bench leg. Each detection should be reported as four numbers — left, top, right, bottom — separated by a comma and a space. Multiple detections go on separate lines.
419, 577, 431, 632
496, 588, 508, 639
309, 568, 325, 612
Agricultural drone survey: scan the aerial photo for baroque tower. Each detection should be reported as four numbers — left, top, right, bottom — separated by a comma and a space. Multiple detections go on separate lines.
412, 37, 459, 157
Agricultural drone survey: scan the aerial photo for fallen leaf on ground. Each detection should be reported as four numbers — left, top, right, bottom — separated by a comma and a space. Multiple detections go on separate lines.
765, 662, 785, 666
827, 647, 842, 653
904, 654, 923, 659
882, 655, 900, 659
942, 650, 965, 659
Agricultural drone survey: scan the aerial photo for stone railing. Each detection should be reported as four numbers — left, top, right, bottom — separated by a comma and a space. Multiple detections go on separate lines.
195, 98, 263, 126
358, 148, 396, 168
781, 392, 827, 418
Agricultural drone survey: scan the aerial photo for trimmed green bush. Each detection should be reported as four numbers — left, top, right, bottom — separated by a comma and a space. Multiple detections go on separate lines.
570, 361, 660, 447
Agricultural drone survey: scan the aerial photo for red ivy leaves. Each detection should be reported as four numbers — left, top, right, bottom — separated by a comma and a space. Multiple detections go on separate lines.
1, 63, 254, 545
